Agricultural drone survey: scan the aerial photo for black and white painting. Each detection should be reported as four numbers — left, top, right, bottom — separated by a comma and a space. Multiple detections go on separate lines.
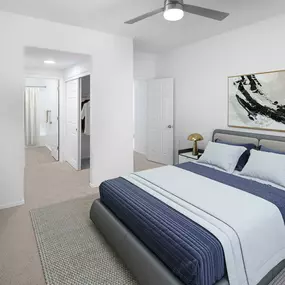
228, 70, 285, 131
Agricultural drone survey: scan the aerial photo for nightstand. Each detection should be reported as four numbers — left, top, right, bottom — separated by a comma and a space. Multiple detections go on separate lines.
178, 148, 204, 164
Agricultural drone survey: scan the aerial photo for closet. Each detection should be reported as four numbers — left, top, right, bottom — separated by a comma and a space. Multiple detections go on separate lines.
80, 75, 90, 169
65, 75, 91, 171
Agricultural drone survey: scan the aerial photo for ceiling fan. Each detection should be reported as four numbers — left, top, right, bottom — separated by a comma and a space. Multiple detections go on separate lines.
125, 0, 229, 24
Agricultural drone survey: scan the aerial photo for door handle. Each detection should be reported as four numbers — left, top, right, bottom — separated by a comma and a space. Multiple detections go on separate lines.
46, 110, 52, 123
167, 125, 173, 129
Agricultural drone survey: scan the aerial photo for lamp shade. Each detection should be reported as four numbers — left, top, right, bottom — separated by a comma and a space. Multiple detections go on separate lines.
188, 133, 204, 142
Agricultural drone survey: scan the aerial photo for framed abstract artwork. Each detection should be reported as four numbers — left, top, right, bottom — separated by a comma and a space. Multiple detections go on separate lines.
228, 70, 285, 132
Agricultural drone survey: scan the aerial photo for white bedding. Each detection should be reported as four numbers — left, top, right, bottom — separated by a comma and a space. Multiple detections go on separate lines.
235, 171, 285, 191
123, 165, 285, 285
198, 141, 247, 173
191, 160, 285, 191
240, 149, 285, 188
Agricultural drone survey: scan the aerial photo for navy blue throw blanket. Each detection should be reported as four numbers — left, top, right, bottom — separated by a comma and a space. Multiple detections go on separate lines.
100, 162, 285, 285
100, 177, 225, 285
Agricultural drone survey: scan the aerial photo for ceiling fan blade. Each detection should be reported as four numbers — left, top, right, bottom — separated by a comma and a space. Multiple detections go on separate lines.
183, 4, 229, 21
125, 7, 164, 24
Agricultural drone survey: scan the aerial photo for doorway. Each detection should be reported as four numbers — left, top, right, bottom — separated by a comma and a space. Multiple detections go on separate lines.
134, 78, 174, 167
24, 77, 59, 162
65, 75, 91, 171
24, 46, 92, 175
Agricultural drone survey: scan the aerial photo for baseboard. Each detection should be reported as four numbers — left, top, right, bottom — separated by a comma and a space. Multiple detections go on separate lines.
134, 150, 146, 156
89, 183, 98, 188
0, 200, 25, 210
45, 145, 52, 151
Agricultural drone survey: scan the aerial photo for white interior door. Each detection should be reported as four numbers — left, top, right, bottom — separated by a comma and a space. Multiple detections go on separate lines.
65, 79, 81, 170
45, 79, 59, 161
147, 78, 174, 165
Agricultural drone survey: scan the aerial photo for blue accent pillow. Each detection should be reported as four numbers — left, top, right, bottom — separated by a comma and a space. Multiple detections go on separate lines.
260, 145, 285, 155
215, 139, 256, 171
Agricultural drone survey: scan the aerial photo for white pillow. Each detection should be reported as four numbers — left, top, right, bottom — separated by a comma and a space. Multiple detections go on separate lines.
198, 141, 246, 173
240, 149, 285, 188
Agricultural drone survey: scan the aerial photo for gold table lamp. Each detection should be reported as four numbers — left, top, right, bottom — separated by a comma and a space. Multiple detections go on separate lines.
188, 133, 204, 156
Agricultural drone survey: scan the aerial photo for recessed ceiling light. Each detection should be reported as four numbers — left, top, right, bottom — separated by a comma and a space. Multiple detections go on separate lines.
44, 60, 56, 64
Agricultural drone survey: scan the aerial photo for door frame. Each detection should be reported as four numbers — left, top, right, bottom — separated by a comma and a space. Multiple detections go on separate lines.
64, 72, 91, 171
65, 78, 81, 170
47, 78, 60, 161
134, 79, 175, 165
24, 75, 61, 161
146, 78, 174, 165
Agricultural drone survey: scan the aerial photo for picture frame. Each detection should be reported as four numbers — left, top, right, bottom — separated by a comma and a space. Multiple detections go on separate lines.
228, 69, 285, 132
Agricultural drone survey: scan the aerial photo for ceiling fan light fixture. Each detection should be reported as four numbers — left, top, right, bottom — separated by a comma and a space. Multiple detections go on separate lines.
163, 0, 184, 21
164, 8, 184, 21
124, 0, 229, 24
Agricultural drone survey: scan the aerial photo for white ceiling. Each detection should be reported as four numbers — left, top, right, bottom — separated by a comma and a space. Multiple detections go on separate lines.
2, 0, 285, 53
24, 47, 90, 70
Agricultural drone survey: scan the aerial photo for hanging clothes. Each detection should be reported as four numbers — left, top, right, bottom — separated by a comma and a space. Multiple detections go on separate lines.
81, 99, 89, 133
81, 100, 90, 135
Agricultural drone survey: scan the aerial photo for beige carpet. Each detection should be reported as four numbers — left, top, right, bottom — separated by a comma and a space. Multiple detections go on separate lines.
0, 148, 162, 285
25, 146, 56, 166
134, 152, 163, 171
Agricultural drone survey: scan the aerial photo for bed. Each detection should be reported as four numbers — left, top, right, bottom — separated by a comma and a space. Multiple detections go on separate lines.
90, 129, 285, 285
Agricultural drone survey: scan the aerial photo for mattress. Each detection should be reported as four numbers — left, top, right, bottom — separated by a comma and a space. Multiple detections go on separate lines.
99, 162, 285, 285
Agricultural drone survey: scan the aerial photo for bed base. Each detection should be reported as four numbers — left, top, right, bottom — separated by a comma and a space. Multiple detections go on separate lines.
90, 199, 285, 285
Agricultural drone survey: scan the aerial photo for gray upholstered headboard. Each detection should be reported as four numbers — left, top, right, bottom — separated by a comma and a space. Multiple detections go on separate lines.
212, 129, 285, 152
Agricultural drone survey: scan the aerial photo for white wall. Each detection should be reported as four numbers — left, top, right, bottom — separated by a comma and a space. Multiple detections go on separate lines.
156, 13, 285, 162
26, 68, 63, 78
63, 61, 91, 81
134, 52, 157, 80
133, 52, 157, 154
0, 11, 133, 209
134, 81, 147, 154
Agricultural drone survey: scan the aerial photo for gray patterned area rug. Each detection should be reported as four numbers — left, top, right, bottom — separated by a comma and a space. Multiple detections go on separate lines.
30, 195, 138, 285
